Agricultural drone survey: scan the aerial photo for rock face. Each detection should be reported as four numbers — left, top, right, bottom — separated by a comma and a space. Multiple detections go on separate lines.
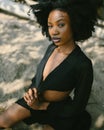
0, 13, 48, 130
78, 22, 104, 130
0, 13, 104, 130
0, 0, 36, 20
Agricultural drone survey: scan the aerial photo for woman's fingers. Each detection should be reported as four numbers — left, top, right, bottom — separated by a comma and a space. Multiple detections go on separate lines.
28, 88, 34, 100
24, 88, 34, 103
32, 88, 38, 98
24, 92, 31, 103
24, 88, 38, 102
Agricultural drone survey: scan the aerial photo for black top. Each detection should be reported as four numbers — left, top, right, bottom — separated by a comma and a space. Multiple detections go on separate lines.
30, 43, 93, 118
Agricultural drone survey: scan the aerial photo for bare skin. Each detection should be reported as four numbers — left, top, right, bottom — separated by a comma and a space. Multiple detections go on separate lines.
0, 102, 55, 130
0, 88, 69, 129
0, 10, 75, 129
0, 103, 31, 128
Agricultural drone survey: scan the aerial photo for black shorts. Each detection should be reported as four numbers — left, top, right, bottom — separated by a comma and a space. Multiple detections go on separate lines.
16, 98, 91, 130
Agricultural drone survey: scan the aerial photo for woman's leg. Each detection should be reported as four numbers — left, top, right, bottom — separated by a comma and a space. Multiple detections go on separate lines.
0, 103, 31, 128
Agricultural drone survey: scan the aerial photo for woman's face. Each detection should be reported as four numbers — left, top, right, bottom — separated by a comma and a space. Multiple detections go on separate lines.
48, 10, 73, 46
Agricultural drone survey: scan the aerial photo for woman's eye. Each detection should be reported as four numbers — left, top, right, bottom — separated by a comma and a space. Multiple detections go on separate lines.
48, 25, 52, 28
58, 23, 65, 27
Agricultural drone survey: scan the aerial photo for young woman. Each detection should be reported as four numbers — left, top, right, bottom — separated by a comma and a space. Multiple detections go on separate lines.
0, 0, 100, 130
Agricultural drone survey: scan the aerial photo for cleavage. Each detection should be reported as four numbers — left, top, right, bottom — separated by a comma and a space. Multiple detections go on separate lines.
42, 49, 68, 81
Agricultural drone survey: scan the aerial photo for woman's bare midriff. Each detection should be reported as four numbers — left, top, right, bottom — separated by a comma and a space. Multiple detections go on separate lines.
42, 90, 70, 102
37, 90, 71, 110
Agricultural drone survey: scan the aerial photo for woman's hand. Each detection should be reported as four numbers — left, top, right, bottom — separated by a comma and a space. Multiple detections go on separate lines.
24, 88, 38, 109
24, 88, 37, 104
24, 88, 49, 110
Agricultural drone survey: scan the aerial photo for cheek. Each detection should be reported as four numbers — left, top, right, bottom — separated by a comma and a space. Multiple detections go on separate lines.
61, 27, 72, 38
62, 31, 73, 43
66, 26, 72, 37
48, 29, 52, 36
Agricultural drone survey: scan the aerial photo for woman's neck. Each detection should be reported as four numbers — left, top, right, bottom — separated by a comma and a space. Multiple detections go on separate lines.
56, 42, 76, 55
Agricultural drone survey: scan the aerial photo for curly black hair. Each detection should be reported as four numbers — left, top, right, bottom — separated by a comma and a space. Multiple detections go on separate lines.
31, 0, 102, 42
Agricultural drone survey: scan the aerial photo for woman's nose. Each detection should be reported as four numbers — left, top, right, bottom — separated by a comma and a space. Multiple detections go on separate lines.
51, 27, 59, 35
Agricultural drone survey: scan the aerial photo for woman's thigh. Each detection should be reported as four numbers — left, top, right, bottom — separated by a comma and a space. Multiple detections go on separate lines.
0, 103, 31, 127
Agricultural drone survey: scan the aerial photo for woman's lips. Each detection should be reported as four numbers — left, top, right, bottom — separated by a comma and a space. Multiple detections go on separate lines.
51, 38, 61, 43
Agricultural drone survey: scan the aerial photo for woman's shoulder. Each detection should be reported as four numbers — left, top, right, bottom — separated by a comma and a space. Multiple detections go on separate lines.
69, 44, 93, 70
76, 45, 92, 63
76, 46, 93, 71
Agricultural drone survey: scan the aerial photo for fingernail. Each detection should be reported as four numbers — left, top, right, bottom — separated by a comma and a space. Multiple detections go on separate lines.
29, 100, 31, 103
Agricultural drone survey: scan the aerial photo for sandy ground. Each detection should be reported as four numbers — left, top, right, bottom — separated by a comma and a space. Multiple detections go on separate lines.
0, 12, 104, 130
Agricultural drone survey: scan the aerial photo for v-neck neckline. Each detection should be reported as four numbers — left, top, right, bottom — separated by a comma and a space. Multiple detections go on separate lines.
42, 44, 78, 82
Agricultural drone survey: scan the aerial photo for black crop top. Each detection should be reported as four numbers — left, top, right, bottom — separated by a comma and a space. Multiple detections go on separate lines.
30, 43, 93, 118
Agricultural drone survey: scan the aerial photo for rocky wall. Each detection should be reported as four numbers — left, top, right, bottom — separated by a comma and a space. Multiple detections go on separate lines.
0, 13, 104, 130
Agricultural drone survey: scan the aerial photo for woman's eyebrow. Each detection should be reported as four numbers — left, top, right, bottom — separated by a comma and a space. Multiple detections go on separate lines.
48, 18, 65, 24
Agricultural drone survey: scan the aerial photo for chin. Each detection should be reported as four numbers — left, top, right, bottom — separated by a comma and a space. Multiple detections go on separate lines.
54, 42, 62, 46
